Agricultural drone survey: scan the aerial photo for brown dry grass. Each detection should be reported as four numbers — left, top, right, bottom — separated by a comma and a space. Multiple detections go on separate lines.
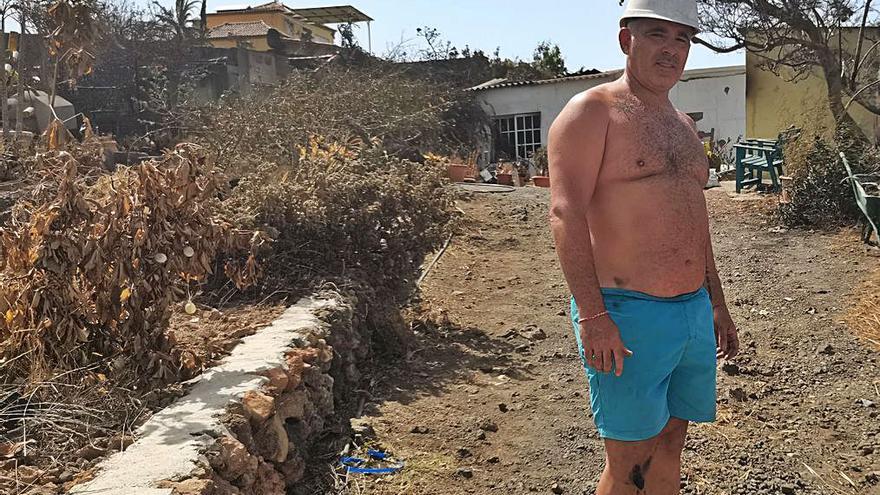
846, 267, 880, 349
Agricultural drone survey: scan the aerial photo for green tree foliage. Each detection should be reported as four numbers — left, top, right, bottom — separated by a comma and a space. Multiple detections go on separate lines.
532, 41, 567, 78
409, 26, 571, 80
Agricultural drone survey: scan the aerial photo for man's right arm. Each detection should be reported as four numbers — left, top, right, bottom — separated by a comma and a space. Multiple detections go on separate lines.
548, 91, 631, 376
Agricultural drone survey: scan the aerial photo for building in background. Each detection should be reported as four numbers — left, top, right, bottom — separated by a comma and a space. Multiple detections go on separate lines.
746, 28, 880, 141
207, 2, 372, 51
469, 65, 746, 163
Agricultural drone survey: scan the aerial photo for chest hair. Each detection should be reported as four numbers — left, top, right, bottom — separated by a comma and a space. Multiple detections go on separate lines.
613, 95, 705, 175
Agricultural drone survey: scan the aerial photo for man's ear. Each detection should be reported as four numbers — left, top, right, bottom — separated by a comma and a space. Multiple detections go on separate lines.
619, 27, 632, 55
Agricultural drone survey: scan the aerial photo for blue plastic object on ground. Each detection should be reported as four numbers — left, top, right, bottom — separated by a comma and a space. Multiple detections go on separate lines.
340, 449, 405, 475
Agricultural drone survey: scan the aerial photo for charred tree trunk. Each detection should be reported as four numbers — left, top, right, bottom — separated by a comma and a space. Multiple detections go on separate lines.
820, 53, 871, 147
1, 30, 9, 143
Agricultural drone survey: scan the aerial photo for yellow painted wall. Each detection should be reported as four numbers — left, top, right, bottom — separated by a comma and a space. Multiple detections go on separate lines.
307, 25, 335, 44
207, 11, 334, 45
747, 29, 880, 141
209, 37, 271, 51
209, 38, 237, 49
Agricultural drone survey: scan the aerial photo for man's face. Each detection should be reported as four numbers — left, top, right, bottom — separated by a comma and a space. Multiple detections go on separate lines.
620, 18, 694, 91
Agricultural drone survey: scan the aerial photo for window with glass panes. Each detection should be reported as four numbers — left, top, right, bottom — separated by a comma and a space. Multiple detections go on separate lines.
492, 113, 541, 161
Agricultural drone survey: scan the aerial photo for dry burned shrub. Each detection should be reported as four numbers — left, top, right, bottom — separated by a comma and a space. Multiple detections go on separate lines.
182, 65, 465, 356
188, 65, 486, 177
18, 140, 106, 201
0, 143, 264, 386
223, 138, 456, 304
778, 127, 879, 227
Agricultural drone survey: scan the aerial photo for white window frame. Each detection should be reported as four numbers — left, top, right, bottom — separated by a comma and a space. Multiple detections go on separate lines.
493, 112, 541, 161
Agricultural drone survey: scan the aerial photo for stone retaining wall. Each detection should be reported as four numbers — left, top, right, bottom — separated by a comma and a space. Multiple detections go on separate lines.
71, 291, 370, 495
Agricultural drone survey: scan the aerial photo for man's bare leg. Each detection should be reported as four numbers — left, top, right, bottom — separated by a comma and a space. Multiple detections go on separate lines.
596, 418, 688, 494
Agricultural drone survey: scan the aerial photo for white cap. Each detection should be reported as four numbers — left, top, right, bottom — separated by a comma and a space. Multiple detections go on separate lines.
620, 0, 700, 33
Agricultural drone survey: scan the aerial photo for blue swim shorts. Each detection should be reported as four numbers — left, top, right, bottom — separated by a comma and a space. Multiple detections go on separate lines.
570, 287, 717, 441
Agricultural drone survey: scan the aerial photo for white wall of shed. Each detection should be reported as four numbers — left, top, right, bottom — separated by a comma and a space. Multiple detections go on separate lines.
671, 73, 746, 145
478, 78, 609, 152
476, 70, 746, 158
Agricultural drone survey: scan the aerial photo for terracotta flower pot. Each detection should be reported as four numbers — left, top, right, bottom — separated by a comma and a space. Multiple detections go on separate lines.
496, 172, 513, 186
447, 163, 469, 183
532, 175, 550, 188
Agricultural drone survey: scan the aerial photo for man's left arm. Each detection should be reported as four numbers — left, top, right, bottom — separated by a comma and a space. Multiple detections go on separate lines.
684, 112, 739, 360
705, 235, 739, 360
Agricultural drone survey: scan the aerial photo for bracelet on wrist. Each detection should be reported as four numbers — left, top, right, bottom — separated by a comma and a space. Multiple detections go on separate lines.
577, 310, 609, 325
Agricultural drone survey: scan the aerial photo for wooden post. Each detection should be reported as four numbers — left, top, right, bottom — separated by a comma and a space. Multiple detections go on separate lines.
1, 32, 9, 144
15, 7, 24, 136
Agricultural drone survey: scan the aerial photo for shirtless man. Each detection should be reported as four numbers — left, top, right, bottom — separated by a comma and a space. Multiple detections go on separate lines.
548, 1, 739, 493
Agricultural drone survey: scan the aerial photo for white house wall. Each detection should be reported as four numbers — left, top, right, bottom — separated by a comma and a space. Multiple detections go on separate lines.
671, 72, 746, 145
478, 78, 608, 149
477, 67, 746, 159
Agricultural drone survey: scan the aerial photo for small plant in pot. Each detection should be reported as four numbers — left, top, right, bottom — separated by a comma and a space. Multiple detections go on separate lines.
530, 147, 550, 187
495, 154, 515, 186
426, 152, 468, 183
496, 164, 514, 185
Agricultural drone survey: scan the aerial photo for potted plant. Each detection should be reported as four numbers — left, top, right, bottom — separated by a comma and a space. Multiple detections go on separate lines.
495, 159, 514, 186
447, 162, 469, 183
496, 171, 514, 186
530, 147, 550, 187
426, 152, 468, 183
448, 153, 473, 183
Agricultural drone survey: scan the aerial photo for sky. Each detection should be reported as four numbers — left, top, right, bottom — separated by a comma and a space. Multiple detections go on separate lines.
200, 0, 745, 71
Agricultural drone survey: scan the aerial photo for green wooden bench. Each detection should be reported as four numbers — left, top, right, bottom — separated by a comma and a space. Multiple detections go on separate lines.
733, 129, 800, 193
734, 141, 782, 193
744, 138, 779, 146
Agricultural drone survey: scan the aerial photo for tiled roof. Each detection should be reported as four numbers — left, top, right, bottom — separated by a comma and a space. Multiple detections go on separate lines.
250, 1, 285, 10
208, 20, 274, 38
218, 1, 287, 13
215, 1, 305, 18
468, 70, 622, 91
468, 65, 746, 92
210, 2, 337, 32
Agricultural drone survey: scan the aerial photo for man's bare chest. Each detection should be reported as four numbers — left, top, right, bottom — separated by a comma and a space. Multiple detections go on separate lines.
603, 110, 708, 183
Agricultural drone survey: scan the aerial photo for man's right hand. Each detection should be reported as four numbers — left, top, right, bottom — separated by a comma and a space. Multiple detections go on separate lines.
580, 316, 633, 376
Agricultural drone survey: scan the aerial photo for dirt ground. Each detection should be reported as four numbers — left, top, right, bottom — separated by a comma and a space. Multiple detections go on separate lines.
346, 184, 880, 495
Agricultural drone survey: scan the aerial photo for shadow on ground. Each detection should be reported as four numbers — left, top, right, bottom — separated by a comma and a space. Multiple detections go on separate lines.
365, 315, 530, 410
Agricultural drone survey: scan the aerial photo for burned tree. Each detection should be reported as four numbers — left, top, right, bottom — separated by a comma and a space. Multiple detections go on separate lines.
152, 0, 202, 109
0, 0, 14, 142
694, 0, 880, 141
